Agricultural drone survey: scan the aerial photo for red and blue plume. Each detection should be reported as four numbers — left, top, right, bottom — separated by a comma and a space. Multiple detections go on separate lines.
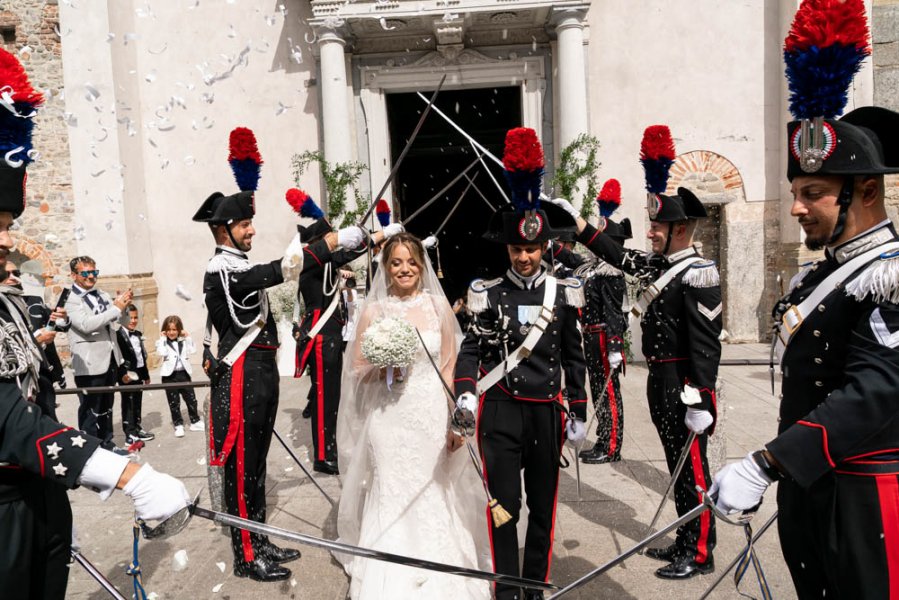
228, 127, 263, 192
784, 0, 870, 119
640, 125, 676, 195
285, 188, 324, 219
0, 49, 44, 168
375, 199, 391, 227
596, 179, 621, 218
502, 127, 545, 212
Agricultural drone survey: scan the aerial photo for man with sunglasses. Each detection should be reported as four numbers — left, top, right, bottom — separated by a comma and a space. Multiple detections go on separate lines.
65, 256, 134, 446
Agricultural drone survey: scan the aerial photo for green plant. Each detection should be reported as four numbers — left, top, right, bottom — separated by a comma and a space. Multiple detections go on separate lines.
551, 134, 601, 219
292, 150, 369, 227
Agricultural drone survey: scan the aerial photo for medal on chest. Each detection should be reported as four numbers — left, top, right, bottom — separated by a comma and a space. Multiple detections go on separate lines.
517, 305, 541, 335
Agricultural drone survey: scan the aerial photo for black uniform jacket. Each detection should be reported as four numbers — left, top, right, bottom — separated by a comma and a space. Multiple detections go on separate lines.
117, 329, 150, 382
576, 223, 722, 413
554, 244, 628, 354
202, 246, 284, 357
298, 238, 361, 339
767, 222, 899, 488
455, 267, 589, 421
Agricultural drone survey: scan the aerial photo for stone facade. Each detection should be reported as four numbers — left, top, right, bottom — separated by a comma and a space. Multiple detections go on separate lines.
874, 1, 899, 221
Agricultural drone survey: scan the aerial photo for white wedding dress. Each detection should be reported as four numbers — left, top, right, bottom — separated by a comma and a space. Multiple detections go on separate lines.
336, 284, 490, 600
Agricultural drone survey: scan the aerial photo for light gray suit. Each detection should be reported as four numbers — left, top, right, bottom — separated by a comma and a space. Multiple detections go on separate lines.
65, 286, 124, 376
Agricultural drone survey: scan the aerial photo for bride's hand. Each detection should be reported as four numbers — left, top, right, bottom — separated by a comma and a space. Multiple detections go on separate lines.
445, 430, 464, 453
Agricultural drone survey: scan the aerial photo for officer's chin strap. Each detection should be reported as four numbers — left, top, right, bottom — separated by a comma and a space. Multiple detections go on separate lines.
224, 219, 243, 251
826, 176, 856, 246
662, 223, 674, 256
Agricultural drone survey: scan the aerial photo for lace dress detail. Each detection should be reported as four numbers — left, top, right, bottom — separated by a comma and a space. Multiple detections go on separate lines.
343, 293, 489, 600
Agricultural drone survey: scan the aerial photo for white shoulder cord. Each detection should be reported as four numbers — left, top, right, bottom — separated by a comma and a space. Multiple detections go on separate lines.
217, 265, 265, 330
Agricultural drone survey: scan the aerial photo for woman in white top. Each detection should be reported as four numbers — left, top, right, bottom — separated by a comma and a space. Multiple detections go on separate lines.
155, 315, 202, 438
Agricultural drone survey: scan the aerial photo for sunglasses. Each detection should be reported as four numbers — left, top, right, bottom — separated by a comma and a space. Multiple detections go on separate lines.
7, 270, 20, 277
78, 270, 100, 278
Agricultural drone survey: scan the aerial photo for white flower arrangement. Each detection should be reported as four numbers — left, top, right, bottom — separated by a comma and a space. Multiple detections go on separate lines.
361, 317, 418, 369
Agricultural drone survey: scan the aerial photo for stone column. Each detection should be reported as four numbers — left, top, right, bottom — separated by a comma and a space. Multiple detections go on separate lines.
317, 27, 353, 168
551, 8, 590, 152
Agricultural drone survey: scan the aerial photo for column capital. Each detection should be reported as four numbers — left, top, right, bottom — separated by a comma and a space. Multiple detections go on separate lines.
549, 6, 589, 31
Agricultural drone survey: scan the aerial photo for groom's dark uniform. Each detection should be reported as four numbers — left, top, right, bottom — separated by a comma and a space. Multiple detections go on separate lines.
455, 205, 587, 600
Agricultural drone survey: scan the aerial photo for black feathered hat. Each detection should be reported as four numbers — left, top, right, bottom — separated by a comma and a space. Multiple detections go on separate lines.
194, 127, 261, 225
604, 218, 632, 243
192, 191, 255, 224
647, 187, 707, 223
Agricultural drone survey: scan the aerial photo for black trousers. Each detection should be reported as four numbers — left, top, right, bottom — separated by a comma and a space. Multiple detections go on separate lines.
74, 356, 116, 447
479, 399, 564, 600
778, 469, 899, 599
120, 380, 143, 436
583, 329, 623, 459
306, 335, 342, 463
646, 362, 715, 563
162, 370, 199, 426
0, 476, 73, 600
209, 349, 279, 563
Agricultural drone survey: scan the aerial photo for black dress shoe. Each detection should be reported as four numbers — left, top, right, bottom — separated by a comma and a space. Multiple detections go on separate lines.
644, 543, 681, 562
654, 556, 714, 580
259, 542, 301, 564
578, 443, 602, 460
582, 452, 620, 465
233, 557, 291, 582
302, 402, 312, 419
313, 460, 339, 475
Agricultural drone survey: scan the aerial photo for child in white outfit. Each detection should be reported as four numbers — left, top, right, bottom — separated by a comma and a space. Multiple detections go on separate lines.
156, 315, 201, 438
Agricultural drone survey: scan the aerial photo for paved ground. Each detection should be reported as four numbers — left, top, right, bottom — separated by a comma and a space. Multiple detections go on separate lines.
62, 343, 795, 599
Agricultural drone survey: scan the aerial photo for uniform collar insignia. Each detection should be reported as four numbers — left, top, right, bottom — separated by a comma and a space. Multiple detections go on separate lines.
666, 246, 699, 264
830, 220, 896, 264
506, 267, 547, 290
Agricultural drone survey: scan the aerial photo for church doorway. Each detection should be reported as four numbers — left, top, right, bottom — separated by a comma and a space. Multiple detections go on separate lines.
385, 86, 522, 304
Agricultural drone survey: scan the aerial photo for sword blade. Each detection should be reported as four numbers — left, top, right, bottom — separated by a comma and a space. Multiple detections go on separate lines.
640, 431, 697, 552
71, 550, 129, 600
433, 173, 477, 236
547, 503, 709, 599
273, 429, 337, 506
358, 75, 447, 227
190, 505, 558, 591
463, 173, 497, 212
402, 155, 482, 226
697, 511, 779, 600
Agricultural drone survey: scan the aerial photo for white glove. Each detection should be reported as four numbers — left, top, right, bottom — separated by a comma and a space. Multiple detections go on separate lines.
680, 384, 702, 406
708, 453, 773, 514
566, 418, 587, 444
280, 232, 304, 280
453, 392, 478, 433
422, 235, 438, 249
382, 222, 404, 239
608, 351, 623, 371
123, 464, 191, 522
337, 226, 365, 250
685, 407, 714, 434
550, 197, 579, 220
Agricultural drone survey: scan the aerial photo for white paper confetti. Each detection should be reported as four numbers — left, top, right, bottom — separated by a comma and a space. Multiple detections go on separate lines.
175, 284, 192, 301
73, 225, 85, 241
216, 562, 226, 573
196, 456, 206, 465
83, 83, 100, 101
212, 583, 223, 593
172, 549, 189, 572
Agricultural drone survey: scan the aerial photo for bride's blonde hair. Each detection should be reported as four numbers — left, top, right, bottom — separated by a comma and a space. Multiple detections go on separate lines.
382, 232, 425, 289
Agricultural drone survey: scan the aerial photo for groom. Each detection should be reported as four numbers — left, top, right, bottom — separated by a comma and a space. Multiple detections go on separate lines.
454, 127, 588, 600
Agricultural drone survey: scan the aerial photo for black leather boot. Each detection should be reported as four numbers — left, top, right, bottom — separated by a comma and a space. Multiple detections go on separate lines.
654, 555, 714, 580
233, 557, 291, 582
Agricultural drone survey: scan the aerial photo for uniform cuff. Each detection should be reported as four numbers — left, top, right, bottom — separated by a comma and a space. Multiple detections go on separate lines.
76, 449, 131, 500
766, 420, 834, 489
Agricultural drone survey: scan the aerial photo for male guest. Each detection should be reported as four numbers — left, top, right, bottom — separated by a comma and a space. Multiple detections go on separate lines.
117, 303, 154, 444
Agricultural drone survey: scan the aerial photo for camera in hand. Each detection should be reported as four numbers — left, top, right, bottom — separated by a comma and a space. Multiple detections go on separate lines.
47, 288, 71, 331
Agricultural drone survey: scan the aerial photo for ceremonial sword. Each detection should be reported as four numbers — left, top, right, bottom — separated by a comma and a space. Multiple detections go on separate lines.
357, 75, 447, 228
432, 173, 477, 237
188, 504, 557, 591
639, 430, 697, 555
401, 154, 482, 226
273, 428, 337, 506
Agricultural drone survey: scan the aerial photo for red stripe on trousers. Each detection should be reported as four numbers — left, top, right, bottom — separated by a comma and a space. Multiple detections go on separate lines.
296, 309, 321, 376
598, 331, 618, 456
689, 437, 711, 564
545, 412, 566, 581
876, 475, 899, 598
236, 392, 254, 561
210, 353, 245, 467
315, 335, 326, 461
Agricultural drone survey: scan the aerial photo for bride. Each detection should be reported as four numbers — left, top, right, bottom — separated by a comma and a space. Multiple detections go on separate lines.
336, 232, 490, 599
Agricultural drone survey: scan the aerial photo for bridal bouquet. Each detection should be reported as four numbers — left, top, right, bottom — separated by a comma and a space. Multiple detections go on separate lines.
361, 317, 418, 370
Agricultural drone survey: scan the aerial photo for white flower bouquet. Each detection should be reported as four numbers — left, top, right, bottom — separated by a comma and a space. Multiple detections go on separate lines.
360, 317, 418, 369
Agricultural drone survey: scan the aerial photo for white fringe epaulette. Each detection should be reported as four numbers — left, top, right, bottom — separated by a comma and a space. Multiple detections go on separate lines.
682, 260, 720, 288
557, 277, 586, 308
845, 250, 899, 304
206, 251, 252, 275
788, 260, 818, 292
467, 277, 502, 313
574, 259, 622, 279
